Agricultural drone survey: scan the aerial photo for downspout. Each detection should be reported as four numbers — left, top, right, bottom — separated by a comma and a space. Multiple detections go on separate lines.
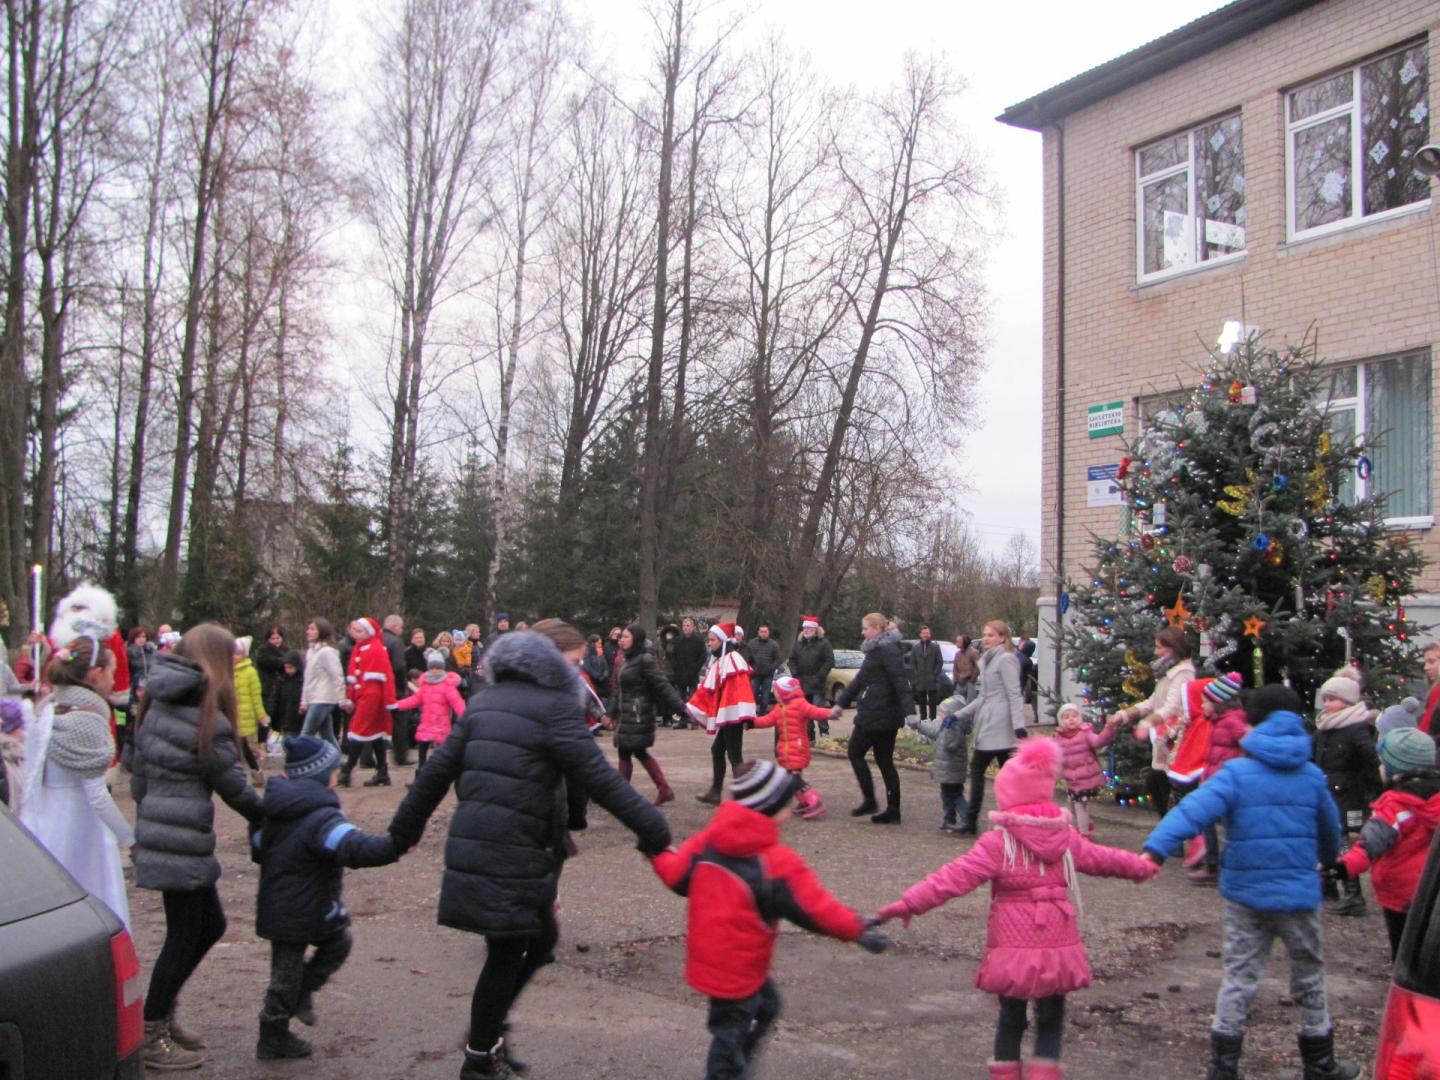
1052, 120, 1067, 703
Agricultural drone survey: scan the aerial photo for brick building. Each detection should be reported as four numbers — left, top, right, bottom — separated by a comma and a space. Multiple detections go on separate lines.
1000, 0, 1440, 698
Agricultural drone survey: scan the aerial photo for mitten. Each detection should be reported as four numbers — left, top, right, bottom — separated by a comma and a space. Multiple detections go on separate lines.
874, 901, 912, 928
857, 927, 890, 954
1325, 860, 1350, 883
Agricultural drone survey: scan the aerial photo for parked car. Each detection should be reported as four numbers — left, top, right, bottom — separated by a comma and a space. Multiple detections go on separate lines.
827, 649, 864, 704
0, 805, 144, 1078
1376, 824, 1440, 1078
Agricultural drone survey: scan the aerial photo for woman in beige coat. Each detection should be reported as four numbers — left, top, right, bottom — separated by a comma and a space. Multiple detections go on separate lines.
1113, 626, 1195, 816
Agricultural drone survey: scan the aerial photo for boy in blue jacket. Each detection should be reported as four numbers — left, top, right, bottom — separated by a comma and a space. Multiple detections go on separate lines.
1141, 685, 1357, 1080
251, 736, 399, 1060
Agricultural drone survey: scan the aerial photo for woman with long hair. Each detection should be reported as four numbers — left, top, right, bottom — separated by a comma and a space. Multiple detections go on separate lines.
299, 618, 344, 747
1112, 625, 1196, 818
610, 623, 684, 805
832, 613, 914, 824
129, 623, 265, 1070
390, 624, 670, 1078
956, 620, 1028, 834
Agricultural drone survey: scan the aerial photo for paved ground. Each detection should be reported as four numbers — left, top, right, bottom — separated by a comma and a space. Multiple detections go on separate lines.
119, 716, 1391, 1079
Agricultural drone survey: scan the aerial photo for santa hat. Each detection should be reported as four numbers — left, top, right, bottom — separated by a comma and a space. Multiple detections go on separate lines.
732, 625, 746, 641
773, 675, 802, 701
801, 616, 819, 631
1182, 678, 1214, 720
709, 622, 737, 644
352, 617, 380, 639
1203, 672, 1244, 705
993, 737, 1061, 810
49, 583, 118, 649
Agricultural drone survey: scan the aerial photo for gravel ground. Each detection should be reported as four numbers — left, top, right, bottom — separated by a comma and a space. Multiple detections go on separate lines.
118, 715, 1391, 1079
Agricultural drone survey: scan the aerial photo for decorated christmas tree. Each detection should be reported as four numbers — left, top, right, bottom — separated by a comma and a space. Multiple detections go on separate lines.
1062, 335, 1426, 734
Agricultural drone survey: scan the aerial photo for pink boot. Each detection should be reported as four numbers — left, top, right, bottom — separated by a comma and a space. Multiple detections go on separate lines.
799, 789, 827, 820
1025, 1058, 1063, 1079
987, 1061, 1022, 1079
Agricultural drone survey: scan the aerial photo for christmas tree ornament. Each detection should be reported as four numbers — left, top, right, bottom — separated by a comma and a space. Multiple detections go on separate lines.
1356, 456, 1373, 481
1264, 540, 1285, 567
1164, 594, 1192, 629
1287, 518, 1309, 540
1252, 643, 1265, 686
1140, 534, 1155, 551
1116, 457, 1131, 481
1228, 379, 1244, 403
1252, 533, 1271, 552
1172, 555, 1193, 574
1243, 614, 1267, 638
1367, 574, 1387, 605
1272, 474, 1288, 491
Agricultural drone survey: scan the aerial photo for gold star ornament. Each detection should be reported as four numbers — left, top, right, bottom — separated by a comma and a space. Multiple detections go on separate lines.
1164, 595, 1192, 629
1242, 615, 1267, 638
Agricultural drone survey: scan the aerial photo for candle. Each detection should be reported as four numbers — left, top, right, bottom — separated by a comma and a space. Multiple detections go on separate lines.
30, 564, 41, 687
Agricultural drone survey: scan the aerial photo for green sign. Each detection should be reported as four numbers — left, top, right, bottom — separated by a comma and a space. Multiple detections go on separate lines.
1087, 401, 1124, 438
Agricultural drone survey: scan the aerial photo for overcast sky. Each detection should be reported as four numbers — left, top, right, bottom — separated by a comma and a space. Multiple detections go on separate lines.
321, 0, 1232, 556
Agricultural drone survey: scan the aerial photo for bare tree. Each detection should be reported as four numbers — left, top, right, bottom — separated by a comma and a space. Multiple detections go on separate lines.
365, 0, 522, 606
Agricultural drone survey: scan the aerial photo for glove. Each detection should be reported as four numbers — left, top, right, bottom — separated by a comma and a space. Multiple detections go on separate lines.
1015, 726, 1029, 740
389, 827, 417, 856
857, 927, 890, 954
904, 714, 920, 730
1325, 860, 1350, 882
942, 714, 958, 730
874, 901, 912, 928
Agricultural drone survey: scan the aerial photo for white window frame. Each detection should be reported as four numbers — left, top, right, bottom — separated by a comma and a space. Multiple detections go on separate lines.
1286, 43, 1431, 242
1135, 116, 1246, 284
1321, 355, 1434, 529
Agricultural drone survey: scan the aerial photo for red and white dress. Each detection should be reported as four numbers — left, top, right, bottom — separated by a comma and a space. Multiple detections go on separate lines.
687, 625, 756, 733
346, 621, 396, 742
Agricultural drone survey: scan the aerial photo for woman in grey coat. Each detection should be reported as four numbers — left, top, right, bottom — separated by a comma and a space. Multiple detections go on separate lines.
953, 620, 1026, 834
129, 623, 264, 1069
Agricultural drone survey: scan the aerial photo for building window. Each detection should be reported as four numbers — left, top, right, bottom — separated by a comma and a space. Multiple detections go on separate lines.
1136, 114, 1245, 281
1320, 350, 1432, 523
1288, 41, 1430, 239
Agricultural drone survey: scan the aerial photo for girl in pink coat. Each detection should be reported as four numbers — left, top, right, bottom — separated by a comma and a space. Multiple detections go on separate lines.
392, 651, 466, 767
1053, 703, 1119, 837
875, 737, 1158, 1080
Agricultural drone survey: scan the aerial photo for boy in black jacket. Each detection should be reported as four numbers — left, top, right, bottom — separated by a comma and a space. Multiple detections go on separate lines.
251, 736, 399, 1059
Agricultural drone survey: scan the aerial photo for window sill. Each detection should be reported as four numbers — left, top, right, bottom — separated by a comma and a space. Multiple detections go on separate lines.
1385, 516, 1434, 532
1284, 200, 1432, 251
1132, 251, 1246, 292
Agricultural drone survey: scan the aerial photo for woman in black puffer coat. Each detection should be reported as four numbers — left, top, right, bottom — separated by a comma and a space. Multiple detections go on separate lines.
128, 623, 264, 1069
389, 627, 671, 1079
609, 623, 685, 806
833, 613, 914, 824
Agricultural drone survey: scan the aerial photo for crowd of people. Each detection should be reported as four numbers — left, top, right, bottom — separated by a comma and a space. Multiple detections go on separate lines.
3, 580, 1433, 1079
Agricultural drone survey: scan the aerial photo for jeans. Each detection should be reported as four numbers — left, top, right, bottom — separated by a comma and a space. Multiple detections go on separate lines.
469, 907, 559, 1051
940, 782, 967, 825
995, 994, 1065, 1061
706, 978, 782, 1080
301, 703, 338, 746
751, 674, 773, 714
710, 725, 745, 789
1213, 901, 1330, 1038
806, 692, 829, 743
145, 887, 228, 1021
261, 930, 353, 1022
848, 725, 900, 809
965, 747, 1014, 826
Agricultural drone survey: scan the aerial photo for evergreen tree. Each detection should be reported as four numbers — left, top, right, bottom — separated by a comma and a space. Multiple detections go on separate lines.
289, 442, 384, 624
1062, 337, 1426, 728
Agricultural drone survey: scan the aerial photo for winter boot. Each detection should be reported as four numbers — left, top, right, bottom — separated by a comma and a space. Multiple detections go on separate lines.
1326, 878, 1365, 916
167, 1005, 206, 1051
850, 798, 879, 817
871, 787, 901, 824
1188, 864, 1220, 886
337, 763, 353, 788
986, 1061, 1022, 1079
499, 1024, 529, 1074
1205, 1030, 1243, 1080
256, 1016, 312, 1060
363, 769, 391, 786
1297, 1030, 1360, 1079
460, 1041, 517, 1079
695, 786, 722, 805
294, 993, 316, 1027
640, 756, 674, 806
143, 1019, 206, 1071
800, 789, 827, 820
1025, 1059, 1063, 1080
617, 756, 634, 783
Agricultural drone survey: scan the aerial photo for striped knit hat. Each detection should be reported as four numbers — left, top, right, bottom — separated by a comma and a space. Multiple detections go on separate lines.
730, 759, 799, 816
1203, 672, 1244, 705
284, 735, 342, 780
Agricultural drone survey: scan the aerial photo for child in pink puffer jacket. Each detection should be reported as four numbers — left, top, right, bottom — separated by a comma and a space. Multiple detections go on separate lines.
393, 651, 466, 766
1054, 703, 1119, 837
875, 737, 1158, 1080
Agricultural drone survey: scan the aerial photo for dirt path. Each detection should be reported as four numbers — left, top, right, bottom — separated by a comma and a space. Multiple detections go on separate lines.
120, 718, 1390, 1078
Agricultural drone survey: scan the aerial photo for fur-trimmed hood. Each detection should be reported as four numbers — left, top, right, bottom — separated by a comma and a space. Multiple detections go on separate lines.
484, 630, 582, 695
988, 802, 1073, 864
860, 627, 902, 653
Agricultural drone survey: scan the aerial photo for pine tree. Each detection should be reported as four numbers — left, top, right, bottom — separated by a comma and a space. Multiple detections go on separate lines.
290, 442, 384, 624
1062, 336, 1426, 728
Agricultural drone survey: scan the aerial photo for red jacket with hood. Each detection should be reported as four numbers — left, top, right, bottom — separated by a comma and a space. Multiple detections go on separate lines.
650, 800, 864, 999
1337, 773, 1440, 911
752, 685, 831, 772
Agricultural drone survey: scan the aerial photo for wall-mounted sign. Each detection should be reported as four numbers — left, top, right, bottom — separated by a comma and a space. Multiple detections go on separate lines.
1087, 401, 1124, 438
1086, 464, 1123, 508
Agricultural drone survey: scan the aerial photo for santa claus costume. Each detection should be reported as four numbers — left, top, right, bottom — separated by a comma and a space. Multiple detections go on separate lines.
689, 622, 756, 804
341, 617, 396, 787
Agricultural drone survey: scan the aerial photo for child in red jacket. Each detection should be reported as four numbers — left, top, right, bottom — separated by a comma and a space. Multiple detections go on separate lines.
1188, 673, 1248, 886
649, 760, 888, 1080
1332, 726, 1440, 958
750, 676, 832, 819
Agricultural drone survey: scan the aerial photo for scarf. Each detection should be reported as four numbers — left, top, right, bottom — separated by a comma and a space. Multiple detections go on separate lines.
1316, 701, 1374, 731
46, 685, 115, 778
1150, 653, 1176, 679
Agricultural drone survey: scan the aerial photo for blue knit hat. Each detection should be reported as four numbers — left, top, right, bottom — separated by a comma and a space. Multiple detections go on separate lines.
1378, 727, 1437, 777
284, 735, 341, 780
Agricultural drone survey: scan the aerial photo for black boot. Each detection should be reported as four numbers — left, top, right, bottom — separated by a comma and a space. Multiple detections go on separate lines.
871, 788, 901, 824
460, 1041, 516, 1079
1298, 1030, 1360, 1079
500, 1024, 529, 1075
850, 799, 879, 817
294, 993, 315, 1027
337, 764, 353, 788
364, 768, 392, 786
1206, 1030, 1243, 1080
1326, 878, 1365, 916
256, 1017, 312, 1060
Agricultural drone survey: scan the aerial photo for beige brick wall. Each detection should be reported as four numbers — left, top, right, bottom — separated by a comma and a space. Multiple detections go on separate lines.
1040, 0, 1440, 600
